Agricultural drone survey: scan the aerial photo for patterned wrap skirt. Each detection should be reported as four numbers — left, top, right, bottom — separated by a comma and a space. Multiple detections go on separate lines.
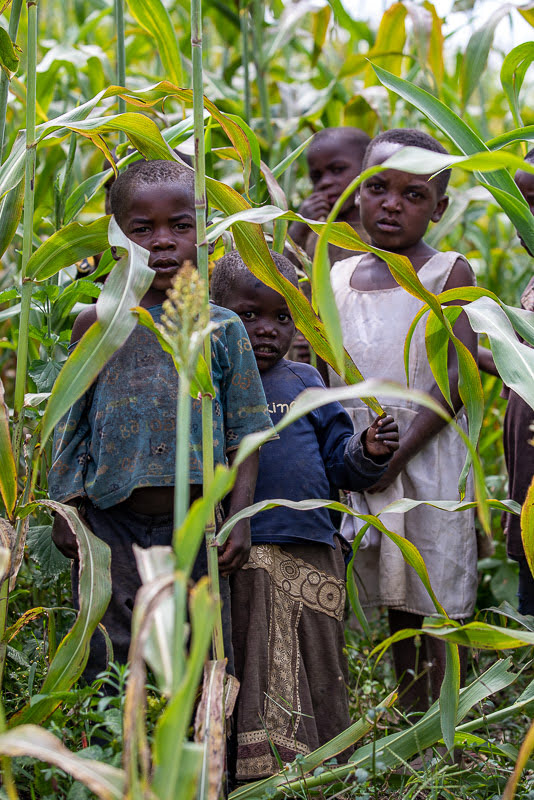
231, 540, 352, 782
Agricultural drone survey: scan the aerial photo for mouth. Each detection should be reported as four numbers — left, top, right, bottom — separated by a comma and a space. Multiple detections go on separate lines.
150, 259, 181, 273
376, 218, 401, 232
253, 344, 279, 358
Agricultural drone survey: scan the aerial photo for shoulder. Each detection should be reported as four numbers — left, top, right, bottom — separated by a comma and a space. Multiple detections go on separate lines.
282, 359, 325, 390
70, 305, 98, 345
330, 255, 361, 289
209, 302, 241, 327
209, 302, 249, 353
439, 253, 476, 291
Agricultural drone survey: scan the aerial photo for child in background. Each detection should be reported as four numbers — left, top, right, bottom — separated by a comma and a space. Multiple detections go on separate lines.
288, 127, 371, 264
211, 251, 399, 781
48, 160, 274, 682
480, 148, 534, 615
288, 127, 371, 363
330, 129, 478, 712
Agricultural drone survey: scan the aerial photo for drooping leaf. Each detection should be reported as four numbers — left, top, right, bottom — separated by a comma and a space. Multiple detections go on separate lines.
364, 3, 407, 88
0, 726, 125, 799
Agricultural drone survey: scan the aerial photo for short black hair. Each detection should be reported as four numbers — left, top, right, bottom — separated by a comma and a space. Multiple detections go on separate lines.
308, 126, 371, 162
362, 128, 451, 197
110, 159, 195, 228
211, 250, 299, 308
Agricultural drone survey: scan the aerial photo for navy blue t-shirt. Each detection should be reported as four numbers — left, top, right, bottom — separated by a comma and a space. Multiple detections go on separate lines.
252, 359, 387, 547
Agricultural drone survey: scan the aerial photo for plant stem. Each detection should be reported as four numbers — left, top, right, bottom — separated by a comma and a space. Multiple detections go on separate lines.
251, 0, 272, 150
0, 578, 9, 689
0, 696, 18, 800
172, 376, 190, 690
239, 0, 251, 124
0, 0, 24, 161
12, 0, 38, 464
114, 0, 126, 143
191, 0, 224, 660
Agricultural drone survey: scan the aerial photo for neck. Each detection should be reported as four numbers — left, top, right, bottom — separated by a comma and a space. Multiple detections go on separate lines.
140, 287, 169, 308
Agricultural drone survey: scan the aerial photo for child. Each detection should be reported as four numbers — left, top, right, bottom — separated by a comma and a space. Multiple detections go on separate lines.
481, 149, 534, 614
210, 250, 399, 781
48, 160, 274, 682
330, 129, 478, 712
288, 127, 371, 265
288, 127, 371, 364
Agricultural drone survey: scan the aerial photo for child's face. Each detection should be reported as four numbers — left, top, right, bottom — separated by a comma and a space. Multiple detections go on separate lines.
224, 275, 296, 372
515, 168, 534, 255
307, 136, 364, 213
122, 182, 197, 291
360, 141, 448, 254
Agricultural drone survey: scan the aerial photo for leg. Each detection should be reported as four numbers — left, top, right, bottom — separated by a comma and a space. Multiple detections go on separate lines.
388, 608, 428, 713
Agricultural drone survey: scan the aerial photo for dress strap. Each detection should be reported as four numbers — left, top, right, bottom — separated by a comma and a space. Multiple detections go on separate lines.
417, 251, 475, 294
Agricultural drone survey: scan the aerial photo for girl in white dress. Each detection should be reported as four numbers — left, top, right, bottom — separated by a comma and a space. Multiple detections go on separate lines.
331, 129, 478, 712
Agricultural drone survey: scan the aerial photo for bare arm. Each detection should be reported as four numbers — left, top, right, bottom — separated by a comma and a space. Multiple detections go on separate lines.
217, 450, 259, 575
369, 257, 477, 494
70, 305, 98, 345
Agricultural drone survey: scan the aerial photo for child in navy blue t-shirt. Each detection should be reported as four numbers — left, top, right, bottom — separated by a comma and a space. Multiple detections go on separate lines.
211, 250, 398, 782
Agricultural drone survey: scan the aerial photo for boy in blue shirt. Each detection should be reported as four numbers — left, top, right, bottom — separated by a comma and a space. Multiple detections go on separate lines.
211, 250, 398, 781
49, 160, 274, 681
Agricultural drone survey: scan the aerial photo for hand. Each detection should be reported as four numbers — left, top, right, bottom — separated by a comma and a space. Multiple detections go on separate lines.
365, 414, 399, 459
298, 192, 332, 221
51, 511, 78, 559
217, 519, 251, 576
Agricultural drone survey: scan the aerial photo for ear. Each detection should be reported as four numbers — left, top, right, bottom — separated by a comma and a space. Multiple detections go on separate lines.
431, 195, 448, 223
111, 245, 121, 261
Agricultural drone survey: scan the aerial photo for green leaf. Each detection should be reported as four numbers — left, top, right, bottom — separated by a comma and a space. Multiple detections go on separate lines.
26, 216, 111, 281
232, 378, 489, 533
26, 525, 70, 578
40, 218, 154, 445
462, 296, 534, 410
486, 126, 534, 150
0, 379, 16, 518
0, 28, 19, 77
28, 359, 64, 393
460, 6, 510, 107
440, 643, 460, 753
0, 181, 24, 259
500, 42, 534, 128
364, 3, 407, 88
125, 0, 183, 86
521, 477, 534, 583
12, 501, 112, 726
64, 169, 111, 225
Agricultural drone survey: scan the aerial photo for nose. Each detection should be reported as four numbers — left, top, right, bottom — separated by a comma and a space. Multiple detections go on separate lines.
255, 317, 277, 337
316, 172, 334, 191
381, 191, 402, 213
151, 226, 175, 250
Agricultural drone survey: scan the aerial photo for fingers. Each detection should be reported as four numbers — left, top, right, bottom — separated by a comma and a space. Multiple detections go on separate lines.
217, 543, 249, 576
299, 193, 332, 219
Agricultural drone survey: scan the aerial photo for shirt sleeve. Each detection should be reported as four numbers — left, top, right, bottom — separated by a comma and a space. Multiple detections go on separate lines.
47, 387, 93, 503
303, 367, 388, 490
220, 317, 274, 452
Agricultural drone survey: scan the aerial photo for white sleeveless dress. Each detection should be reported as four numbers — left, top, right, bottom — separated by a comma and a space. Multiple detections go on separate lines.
330, 252, 478, 618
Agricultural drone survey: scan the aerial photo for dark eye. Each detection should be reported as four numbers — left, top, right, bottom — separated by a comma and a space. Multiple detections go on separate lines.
132, 225, 150, 234
406, 190, 422, 200
331, 166, 346, 175
366, 181, 383, 193
241, 311, 256, 320
175, 222, 193, 231
310, 171, 321, 183
278, 313, 290, 323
